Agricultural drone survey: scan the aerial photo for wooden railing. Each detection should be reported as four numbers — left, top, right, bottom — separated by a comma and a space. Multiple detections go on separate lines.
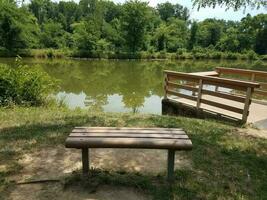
215, 67, 267, 98
164, 70, 260, 123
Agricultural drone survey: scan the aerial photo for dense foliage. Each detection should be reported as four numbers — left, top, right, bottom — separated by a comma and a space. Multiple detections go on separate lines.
193, 0, 267, 11
0, 0, 266, 57
0, 63, 56, 106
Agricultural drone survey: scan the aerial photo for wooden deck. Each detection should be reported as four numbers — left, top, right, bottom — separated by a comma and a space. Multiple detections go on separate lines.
163, 69, 267, 125
167, 95, 267, 128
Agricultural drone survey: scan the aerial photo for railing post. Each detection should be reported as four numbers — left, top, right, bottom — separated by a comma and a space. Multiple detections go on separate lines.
196, 79, 203, 110
242, 87, 252, 123
164, 73, 168, 99
215, 70, 221, 92
251, 73, 255, 81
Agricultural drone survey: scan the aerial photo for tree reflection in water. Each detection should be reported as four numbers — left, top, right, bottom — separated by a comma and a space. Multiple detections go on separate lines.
0, 58, 265, 113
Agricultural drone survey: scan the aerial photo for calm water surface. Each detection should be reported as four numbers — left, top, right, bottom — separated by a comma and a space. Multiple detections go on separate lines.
1, 58, 266, 114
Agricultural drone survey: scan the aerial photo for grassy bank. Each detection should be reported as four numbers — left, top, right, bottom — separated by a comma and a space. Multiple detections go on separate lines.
1, 48, 267, 61
0, 106, 266, 199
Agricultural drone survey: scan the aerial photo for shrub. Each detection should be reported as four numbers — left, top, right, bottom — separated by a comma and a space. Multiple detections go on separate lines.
0, 64, 57, 106
208, 51, 222, 59
224, 52, 238, 60
261, 54, 267, 61
245, 50, 258, 60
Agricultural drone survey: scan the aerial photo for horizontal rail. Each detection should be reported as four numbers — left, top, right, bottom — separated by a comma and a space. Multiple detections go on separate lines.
216, 67, 267, 78
166, 89, 197, 101
201, 89, 246, 103
164, 70, 260, 89
167, 81, 198, 92
201, 99, 244, 114
190, 71, 219, 76
255, 89, 267, 96
215, 67, 267, 98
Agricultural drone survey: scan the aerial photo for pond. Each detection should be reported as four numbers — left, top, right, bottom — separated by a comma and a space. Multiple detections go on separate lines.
0, 58, 266, 114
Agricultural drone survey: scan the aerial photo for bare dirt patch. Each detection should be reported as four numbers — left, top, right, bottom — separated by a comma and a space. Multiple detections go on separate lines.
6, 146, 191, 200
8, 183, 150, 200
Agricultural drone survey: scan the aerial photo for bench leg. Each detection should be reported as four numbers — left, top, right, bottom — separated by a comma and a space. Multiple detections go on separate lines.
82, 148, 89, 174
167, 149, 175, 183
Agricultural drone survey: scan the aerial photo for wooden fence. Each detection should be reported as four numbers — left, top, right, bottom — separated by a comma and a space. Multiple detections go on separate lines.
215, 67, 267, 98
164, 70, 260, 123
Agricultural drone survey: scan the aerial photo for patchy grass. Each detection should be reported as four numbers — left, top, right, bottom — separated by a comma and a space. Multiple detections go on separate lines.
0, 106, 266, 199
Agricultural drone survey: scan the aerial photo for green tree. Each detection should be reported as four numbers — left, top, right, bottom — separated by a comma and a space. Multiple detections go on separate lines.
72, 20, 100, 53
157, 2, 190, 21
217, 27, 240, 52
196, 19, 222, 47
40, 20, 66, 48
188, 21, 198, 50
0, 1, 39, 50
193, 0, 266, 10
253, 14, 267, 55
121, 0, 149, 53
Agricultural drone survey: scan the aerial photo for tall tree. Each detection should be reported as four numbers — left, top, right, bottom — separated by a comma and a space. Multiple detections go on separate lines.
121, 0, 149, 53
0, 1, 39, 50
157, 2, 190, 21
188, 21, 198, 50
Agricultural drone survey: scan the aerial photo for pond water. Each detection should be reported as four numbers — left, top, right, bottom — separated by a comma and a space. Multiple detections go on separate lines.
0, 58, 266, 114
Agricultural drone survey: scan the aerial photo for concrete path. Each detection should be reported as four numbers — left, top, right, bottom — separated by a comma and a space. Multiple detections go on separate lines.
248, 102, 267, 129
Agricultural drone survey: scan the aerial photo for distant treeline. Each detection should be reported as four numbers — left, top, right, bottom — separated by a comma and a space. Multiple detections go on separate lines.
0, 0, 267, 59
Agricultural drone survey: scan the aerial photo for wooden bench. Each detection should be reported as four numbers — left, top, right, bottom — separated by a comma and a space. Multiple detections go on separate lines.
65, 127, 192, 182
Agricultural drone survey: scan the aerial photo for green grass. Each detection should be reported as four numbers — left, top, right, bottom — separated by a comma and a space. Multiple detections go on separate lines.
0, 106, 266, 199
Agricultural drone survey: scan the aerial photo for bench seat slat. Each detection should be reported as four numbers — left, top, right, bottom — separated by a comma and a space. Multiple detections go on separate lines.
72, 129, 186, 134
74, 127, 183, 131
69, 132, 189, 139
65, 137, 192, 150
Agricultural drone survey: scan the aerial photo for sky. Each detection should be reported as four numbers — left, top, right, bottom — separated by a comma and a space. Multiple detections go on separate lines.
113, 0, 267, 21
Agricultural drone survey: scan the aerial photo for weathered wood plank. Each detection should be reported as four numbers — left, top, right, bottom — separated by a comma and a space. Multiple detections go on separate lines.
201, 89, 246, 103
166, 89, 197, 101
190, 71, 219, 76
196, 79, 203, 109
167, 81, 198, 92
216, 67, 267, 77
65, 137, 193, 150
72, 129, 185, 134
201, 99, 244, 114
254, 89, 267, 96
164, 70, 260, 88
70, 133, 188, 139
242, 87, 252, 123
74, 127, 183, 131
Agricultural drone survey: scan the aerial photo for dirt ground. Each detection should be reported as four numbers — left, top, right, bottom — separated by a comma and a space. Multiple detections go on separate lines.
5, 147, 191, 200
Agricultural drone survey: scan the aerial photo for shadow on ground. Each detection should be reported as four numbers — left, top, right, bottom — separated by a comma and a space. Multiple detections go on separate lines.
0, 114, 266, 200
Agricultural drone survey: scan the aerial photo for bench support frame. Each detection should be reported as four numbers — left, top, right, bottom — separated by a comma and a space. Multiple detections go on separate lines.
167, 149, 175, 182
81, 148, 176, 183
82, 148, 89, 174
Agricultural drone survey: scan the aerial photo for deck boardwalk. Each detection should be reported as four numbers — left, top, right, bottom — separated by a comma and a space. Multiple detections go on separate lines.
168, 96, 267, 129
163, 69, 265, 125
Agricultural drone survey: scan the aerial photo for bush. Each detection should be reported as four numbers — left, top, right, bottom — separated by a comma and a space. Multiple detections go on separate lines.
245, 50, 258, 60
208, 51, 222, 59
0, 64, 57, 106
224, 52, 238, 60
261, 54, 267, 61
